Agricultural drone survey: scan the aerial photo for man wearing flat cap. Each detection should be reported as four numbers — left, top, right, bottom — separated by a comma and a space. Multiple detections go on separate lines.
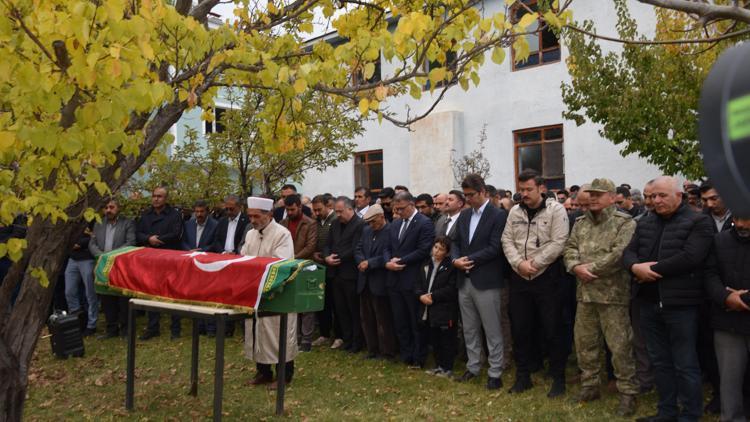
241, 196, 298, 389
355, 204, 398, 359
564, 178, 638, 416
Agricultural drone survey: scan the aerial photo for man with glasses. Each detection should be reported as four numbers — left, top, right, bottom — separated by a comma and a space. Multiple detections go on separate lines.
452, 174, 508, 390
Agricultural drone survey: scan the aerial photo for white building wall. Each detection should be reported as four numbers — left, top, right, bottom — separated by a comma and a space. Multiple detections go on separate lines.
298, 0, 664, 198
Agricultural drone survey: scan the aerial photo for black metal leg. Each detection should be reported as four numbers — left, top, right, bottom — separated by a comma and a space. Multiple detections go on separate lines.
190, 318, 199, 396
126, 301, 136, 410
276, 314, 288, 416
213, 315, 226, 421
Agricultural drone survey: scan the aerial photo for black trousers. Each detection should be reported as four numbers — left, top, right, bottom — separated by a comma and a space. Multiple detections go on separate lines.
418, 322, 458, 371
257, 361, 294, 383
509, 269, 566, 379
146, 312, 181, 335
389, 288, 420, 364
359, 288, 397, 357
317, 277, 340, 339
101, 294, 128, 335
332, 277, 362, 348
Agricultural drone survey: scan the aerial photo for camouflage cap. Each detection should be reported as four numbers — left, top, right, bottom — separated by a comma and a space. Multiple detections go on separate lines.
585, 178, 616, 193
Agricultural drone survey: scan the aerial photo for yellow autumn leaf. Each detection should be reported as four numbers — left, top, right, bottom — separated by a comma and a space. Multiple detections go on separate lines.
358, 98, 369, 115
293, 78, 307, 94
518, 13, 538, 30
363, 62, 375, 80
0, 131, 15, 149
429, 67, 446, 85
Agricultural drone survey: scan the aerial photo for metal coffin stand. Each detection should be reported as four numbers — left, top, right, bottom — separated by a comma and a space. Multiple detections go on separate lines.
124, 264, 325, 420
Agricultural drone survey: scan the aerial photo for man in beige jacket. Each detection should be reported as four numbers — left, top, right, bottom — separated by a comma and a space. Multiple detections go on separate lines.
242, 196, 298, 389
501, 169, 570, 398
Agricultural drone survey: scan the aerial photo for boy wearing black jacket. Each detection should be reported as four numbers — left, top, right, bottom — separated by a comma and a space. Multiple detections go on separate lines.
415, 237, 458, 377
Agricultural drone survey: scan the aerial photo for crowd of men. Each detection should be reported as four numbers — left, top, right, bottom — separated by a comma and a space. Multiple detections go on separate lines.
22, 171, 750, 422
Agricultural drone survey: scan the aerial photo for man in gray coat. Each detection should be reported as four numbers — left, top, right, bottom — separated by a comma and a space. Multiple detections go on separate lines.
90, 198, 136, 338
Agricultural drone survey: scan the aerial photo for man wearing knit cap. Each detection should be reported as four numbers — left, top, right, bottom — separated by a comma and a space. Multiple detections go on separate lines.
241, 196, 298, 389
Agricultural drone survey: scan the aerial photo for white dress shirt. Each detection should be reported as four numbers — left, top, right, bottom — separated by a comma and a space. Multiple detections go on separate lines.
469, 199, 489, 243
224, 215, 240, 253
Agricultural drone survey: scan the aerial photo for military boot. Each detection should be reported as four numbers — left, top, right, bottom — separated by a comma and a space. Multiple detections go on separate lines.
615, 394, 636, 417
575, 387, 601, 403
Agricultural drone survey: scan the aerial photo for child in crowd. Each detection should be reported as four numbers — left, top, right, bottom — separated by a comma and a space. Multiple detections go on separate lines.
415, 236, 458, 377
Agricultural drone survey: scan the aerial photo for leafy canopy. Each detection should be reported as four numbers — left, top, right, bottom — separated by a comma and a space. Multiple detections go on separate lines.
561, 0, 747, 179
0, 0, 573, 262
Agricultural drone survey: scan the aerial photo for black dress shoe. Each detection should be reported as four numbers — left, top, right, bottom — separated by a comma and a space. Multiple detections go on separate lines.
635, 415, 677, 422
138, 330, 160, 340
547, 377, 566, 398
487, 377, 503, 390
363, 353, 379, 360
300, 343, 312, 352
455, 370, 477, 383
170, 332, 181, 340
82, 328, 96, 337
509, 376, 533, 394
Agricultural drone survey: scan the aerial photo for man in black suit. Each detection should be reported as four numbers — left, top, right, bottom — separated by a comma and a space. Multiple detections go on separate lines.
181, 199, 218, 251
206, 194, 247, 337
386, 192, 435, 366
434, 190, 464, 239
355, 204, 398, 359
324, 196, 365, 352
135, 186, 184, 340
210, 195, 248, 255
451, 174, 508, 390
272, 184, 312, 222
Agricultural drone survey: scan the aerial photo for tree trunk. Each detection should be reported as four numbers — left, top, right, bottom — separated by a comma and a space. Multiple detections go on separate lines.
0, 218, 84, 422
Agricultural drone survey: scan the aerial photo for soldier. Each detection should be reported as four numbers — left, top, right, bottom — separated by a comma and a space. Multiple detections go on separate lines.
563, 178, 639, 417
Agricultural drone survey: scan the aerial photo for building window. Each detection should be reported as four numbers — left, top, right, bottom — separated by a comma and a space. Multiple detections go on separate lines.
204, 107, 227, 134
423, 50, 458, 90
514, 125, 564, 190
511, 0, 561, 71
354, 150, 383, 192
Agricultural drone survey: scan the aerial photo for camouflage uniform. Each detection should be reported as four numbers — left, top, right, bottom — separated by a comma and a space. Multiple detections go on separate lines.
564, 204, 638, 396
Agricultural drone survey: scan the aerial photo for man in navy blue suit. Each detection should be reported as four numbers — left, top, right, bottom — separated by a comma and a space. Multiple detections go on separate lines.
386, 192, 435, 366
451, 173, 509, 390
182, 199, 218, 251
355, 204, 398, 359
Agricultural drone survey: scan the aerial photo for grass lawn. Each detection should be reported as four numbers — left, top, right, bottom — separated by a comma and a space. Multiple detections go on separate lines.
26, 316, 716, 421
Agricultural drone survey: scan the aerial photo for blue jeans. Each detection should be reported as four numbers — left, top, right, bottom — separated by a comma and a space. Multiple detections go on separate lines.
638, 300, 702, 421
64, 258, 98, 329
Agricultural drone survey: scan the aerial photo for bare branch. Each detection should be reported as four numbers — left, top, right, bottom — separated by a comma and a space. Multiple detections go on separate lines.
638, 0, 750, 24
566, 22, 750, 44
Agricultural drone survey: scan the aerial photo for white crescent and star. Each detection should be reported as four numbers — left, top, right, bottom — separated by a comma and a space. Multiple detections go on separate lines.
183, 251, 257, 272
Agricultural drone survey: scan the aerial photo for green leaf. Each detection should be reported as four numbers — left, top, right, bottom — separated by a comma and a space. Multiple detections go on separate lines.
491, 46, 506, 65
31, 267, 49, 288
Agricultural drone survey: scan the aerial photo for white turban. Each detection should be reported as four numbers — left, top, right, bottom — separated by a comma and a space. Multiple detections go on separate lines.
247, 196, 274, 211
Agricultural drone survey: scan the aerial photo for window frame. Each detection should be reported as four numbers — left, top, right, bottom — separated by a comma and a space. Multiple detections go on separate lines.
204, 106, 228, 134
510, 0, 561, 72
353, 149, 384, 193
513, 124, 565, 191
